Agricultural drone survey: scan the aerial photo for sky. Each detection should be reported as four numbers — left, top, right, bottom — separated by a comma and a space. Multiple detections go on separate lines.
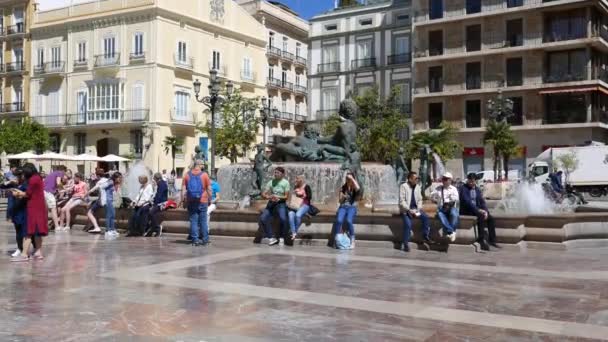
38, 0, 336, 19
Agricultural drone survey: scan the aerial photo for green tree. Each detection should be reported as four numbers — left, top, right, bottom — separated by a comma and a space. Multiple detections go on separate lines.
482, 120, 518, 181
321, 113, 341, 136
197, 89, 260, 164
0, 118, 49, 155
556, 150, 579, 183
163, 136, 184, 173
406, 122, 462, 179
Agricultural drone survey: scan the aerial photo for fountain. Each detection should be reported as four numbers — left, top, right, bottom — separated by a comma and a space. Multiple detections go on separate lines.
494, 182, 574, 215
123, 161, 153, 200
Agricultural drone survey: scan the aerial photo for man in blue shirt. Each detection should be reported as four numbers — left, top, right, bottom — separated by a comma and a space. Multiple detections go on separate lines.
145, 173, 168, 237
207, 174, 221, 229
459, 173, 499, 251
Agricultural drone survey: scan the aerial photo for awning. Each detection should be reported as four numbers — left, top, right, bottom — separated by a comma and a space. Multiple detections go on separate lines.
539, 87, 599, 95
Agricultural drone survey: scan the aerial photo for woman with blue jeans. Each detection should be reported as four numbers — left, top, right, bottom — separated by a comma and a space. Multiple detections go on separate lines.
288, 175, 312, 240
331, 172, 361, 249
102, 172, 123, 239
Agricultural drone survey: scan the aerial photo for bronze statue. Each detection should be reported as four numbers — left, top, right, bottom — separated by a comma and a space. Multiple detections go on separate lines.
393, 147, 409, 184
251, 144, 272, 197
192, 146, 206, 168
269, 127, 323, 162
419, 144, 432, 197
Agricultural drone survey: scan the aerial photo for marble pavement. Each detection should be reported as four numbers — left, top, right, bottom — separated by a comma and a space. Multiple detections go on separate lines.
2, 222, 608, 341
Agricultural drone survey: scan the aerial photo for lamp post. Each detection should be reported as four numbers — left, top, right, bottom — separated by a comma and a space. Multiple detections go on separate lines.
193, 69, 233, 173
260, 97, 279, 145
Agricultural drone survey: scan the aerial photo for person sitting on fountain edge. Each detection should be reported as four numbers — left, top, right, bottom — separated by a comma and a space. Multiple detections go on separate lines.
258, 167, 290, 246
399, 171, 432, 252
430, 172, 459, 242
459, 173, 500, 251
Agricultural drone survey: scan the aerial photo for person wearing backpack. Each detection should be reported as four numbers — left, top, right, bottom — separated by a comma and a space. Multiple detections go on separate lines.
181, 160, 212, 246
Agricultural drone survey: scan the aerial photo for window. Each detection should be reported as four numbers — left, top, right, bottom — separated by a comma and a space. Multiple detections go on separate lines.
14, 48, 23, 63
177, 41, 187, 62
130, 130, 143, 156
466, 62, 481, 90
322, 44, 338, 63
75, 133, 86, 155
507, 0, 523, 8
283, 37, 288, 52
429, 30, 443, 56
429, 0, 443, 20
394, 36, 409, 55
87, 82, 121, 123
394, 83, 410, 107
77, 41, 86, 62
466, 0, 481, 14
428, 66, 443, 93
322, 88, 338, 110
506, 19, 523, 47
428, 102, 443, 129
37, 47, 44, 67
14, 87, 22, 105
281, 68, 288, 84
325, 24, 337, 31
356, 39, 372, 60
295, 103, 300, 115
544, 9, 586, 43
132, 83, 144, 113
212, 50, 221, 70
103, 36, 115, 57
47, 88, 59, 116
282, 99, 287, 113
296, 43, 302, 58
76, 90, 87, 123
49, 134, 60, 153
269, 32, 275, 48
242, 57, 252, 79
395, 14, 409, 26
174, 91, 190, 118
546, 49, 586, 82
360, 19, 372, 26
506, 58, 523, 86
268, 64, 274, 79
295, 74, 301, 86
466, 25, 481, 52
51, 46, 61, 67
13, 7, 23, 32
133, 32, 144, 56
508, 97, 523, 126
545, 93, 586, 124
465, 100, 482, 127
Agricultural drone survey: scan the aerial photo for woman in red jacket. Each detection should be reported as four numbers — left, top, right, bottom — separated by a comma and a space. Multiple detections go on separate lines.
12, 163, 48, 261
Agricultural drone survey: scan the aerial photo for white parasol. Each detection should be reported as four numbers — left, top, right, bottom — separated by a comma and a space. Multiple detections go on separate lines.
100, 154, 130, 162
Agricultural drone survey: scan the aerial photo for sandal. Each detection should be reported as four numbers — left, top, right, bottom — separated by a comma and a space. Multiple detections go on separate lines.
33, 254, 44, 261
10, 256, 30, 262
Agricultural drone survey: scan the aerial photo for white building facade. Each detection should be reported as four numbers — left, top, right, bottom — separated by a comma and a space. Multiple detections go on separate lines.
308, 0, 411, 122
30, 0, 267, 174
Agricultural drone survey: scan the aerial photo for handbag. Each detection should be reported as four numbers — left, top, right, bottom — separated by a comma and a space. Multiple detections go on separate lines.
308, 204, 320, 216
287, 195, 304, 211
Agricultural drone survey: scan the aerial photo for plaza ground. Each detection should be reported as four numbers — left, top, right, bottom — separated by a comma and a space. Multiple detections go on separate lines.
1, 223, 608, 341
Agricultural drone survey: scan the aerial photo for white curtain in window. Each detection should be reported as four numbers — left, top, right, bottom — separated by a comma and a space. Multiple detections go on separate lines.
322, 88, 337, 110
242, 57, 252, 78
323, 45, 337, 63
174, 91, 189, 118
104, 37, 115, 57
395, 36, 409, 55
47, 89, 59, 116
77, 91, 87, 123
357, 40, 372, 59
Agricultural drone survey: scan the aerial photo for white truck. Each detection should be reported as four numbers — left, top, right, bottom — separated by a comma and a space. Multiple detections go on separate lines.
529, 145, 608, 197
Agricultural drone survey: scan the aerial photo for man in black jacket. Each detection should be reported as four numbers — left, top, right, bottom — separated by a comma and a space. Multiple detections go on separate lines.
145, 173, 168, 237
459, 173, 500, 251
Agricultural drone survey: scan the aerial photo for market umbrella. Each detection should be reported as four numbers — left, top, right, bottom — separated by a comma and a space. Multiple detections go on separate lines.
74, 153, 103, 162
39, 152, 74, 161
100, 154, 130, 162
6, 152, 39, 160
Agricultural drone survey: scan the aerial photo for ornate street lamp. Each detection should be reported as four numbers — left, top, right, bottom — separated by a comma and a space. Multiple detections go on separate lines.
260, 97, 279, 145
193, 69, 234, 173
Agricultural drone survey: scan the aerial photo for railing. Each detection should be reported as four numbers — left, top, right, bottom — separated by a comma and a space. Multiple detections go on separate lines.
388, 53, 411, 65
428, 78, 443, 93
6, 23, 25, 36
5, 62, 25, 73
543, 21, 587, 43
34, 110, 149, 127
351, 57, 376, 70
316, 109, 337, 121
74, 59, 88, 68
294, 84, 307, 94
295, 114, 307, 122
170, 110, 196, 124
174, 55, 194, 70
130, 52, 145, 61
317, 62, 340, 74
295, 56, 307, 66
267, 46, 282, 57
280, 112, 293, 120
209, 63, 227, 76
0, 102, 25, 113
543, 68, 587, 83
267, 77, 282, 88
240, 71, 257, 83
466, 76, 481, 90
35, 61, 66, 74
94, 53, 120, 68
282, 51, 295, 61
281, 81, 294, 91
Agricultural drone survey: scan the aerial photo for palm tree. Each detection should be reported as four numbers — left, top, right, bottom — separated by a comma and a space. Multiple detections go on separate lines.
163, 136, 184, 173
482, 120, 517, 181
406, 122, 462, 180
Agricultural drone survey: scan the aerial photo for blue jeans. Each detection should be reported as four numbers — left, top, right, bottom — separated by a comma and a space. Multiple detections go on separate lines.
402, 211, 430, 244
188, 202, 209, 243
105, 204, 116, 232
332, 205, 357, 239
288, 204, 309, 234
437, 207, 459, 234
259, 202, 288, 239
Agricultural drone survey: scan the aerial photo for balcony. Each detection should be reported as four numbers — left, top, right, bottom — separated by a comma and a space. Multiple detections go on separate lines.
5, 62, 25, 75
174, 55, 194, 70
543, 22, 587, 43
0, 102, 25, 114
129, 52, 145, 62
282, 50, 295, 62
267, 46, 282, 59
279, 111, 293, 121
94, 53, 120, 68
170, 110, 197, 125
294, 114, 307, 122
294, 84, 307, 95
315, 109, 337, 121
281, 81, 294, 92
351, 58, 376, 70
543, 68, 587, 83
34, 110, 150, 128
5, 23, 25, 39
267, 77, 282, 89
388, 53, 411, 66
34, 61, 66, 76
240, 71, 257, 84
317, 62, 341, 74
295, 56, 307, 68
209, 63, 228, 77
73, 59, 88, 70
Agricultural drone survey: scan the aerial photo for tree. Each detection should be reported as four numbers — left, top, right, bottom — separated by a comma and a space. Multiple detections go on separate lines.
556, 150, 579, 182
163, 136, 184, 173
406, 122, 462, 179
482, 120, 518, 181
197, 88, 260, 164
0, 118, 49, 156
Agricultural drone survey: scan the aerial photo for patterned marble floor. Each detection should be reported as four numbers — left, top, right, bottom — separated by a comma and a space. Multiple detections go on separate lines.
1, 223, 608, 341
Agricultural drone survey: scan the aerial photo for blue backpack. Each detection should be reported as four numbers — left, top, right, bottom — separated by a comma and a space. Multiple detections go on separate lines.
187, 171, 204, 202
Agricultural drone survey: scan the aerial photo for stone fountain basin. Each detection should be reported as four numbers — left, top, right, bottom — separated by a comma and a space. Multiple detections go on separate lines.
70, 204, 608, 249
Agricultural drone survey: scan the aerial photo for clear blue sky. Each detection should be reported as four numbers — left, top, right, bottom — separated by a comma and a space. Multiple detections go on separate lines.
39, 0, 336, 19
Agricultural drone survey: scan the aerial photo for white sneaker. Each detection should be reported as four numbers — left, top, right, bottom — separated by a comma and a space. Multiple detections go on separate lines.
268, 238, 279, 246
447, 232, 457, 242
11, 250, 21, 258
279, 238, 285, 246
261, 238, 269, 244
109, 231, 120, 237
349, 241, 356, 250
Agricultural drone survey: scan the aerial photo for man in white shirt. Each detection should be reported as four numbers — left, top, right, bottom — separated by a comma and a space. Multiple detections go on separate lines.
399, 171, 432, 252
127, 175, 155, 236
430, 172, 459, 242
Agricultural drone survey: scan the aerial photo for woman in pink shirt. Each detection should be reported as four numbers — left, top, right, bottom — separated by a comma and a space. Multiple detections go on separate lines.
59, 173, 88, 231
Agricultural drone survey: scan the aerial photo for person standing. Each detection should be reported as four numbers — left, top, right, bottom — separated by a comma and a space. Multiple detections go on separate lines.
330, 171, 361, 249
168, 170, 177, 198
207, 174, 221, 232
288, 175, 312, 240
258, 167, 290, 246
181, 160, 212, 246
459, 173, 500, 251
430, 172, 459, 242
102, 172, 123, 239
399, 171, 432, 252
146, 173, 168, 237
126, 175, 155, 237
43, 165, 65, 230
6, 169, 28, 259
12, 163, 48, 261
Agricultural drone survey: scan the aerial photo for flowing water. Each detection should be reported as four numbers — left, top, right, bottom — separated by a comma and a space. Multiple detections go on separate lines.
217, 162, 399, 206
494, 182, 574, 215
432, 153, 446, 179
123, 162, 153, 200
